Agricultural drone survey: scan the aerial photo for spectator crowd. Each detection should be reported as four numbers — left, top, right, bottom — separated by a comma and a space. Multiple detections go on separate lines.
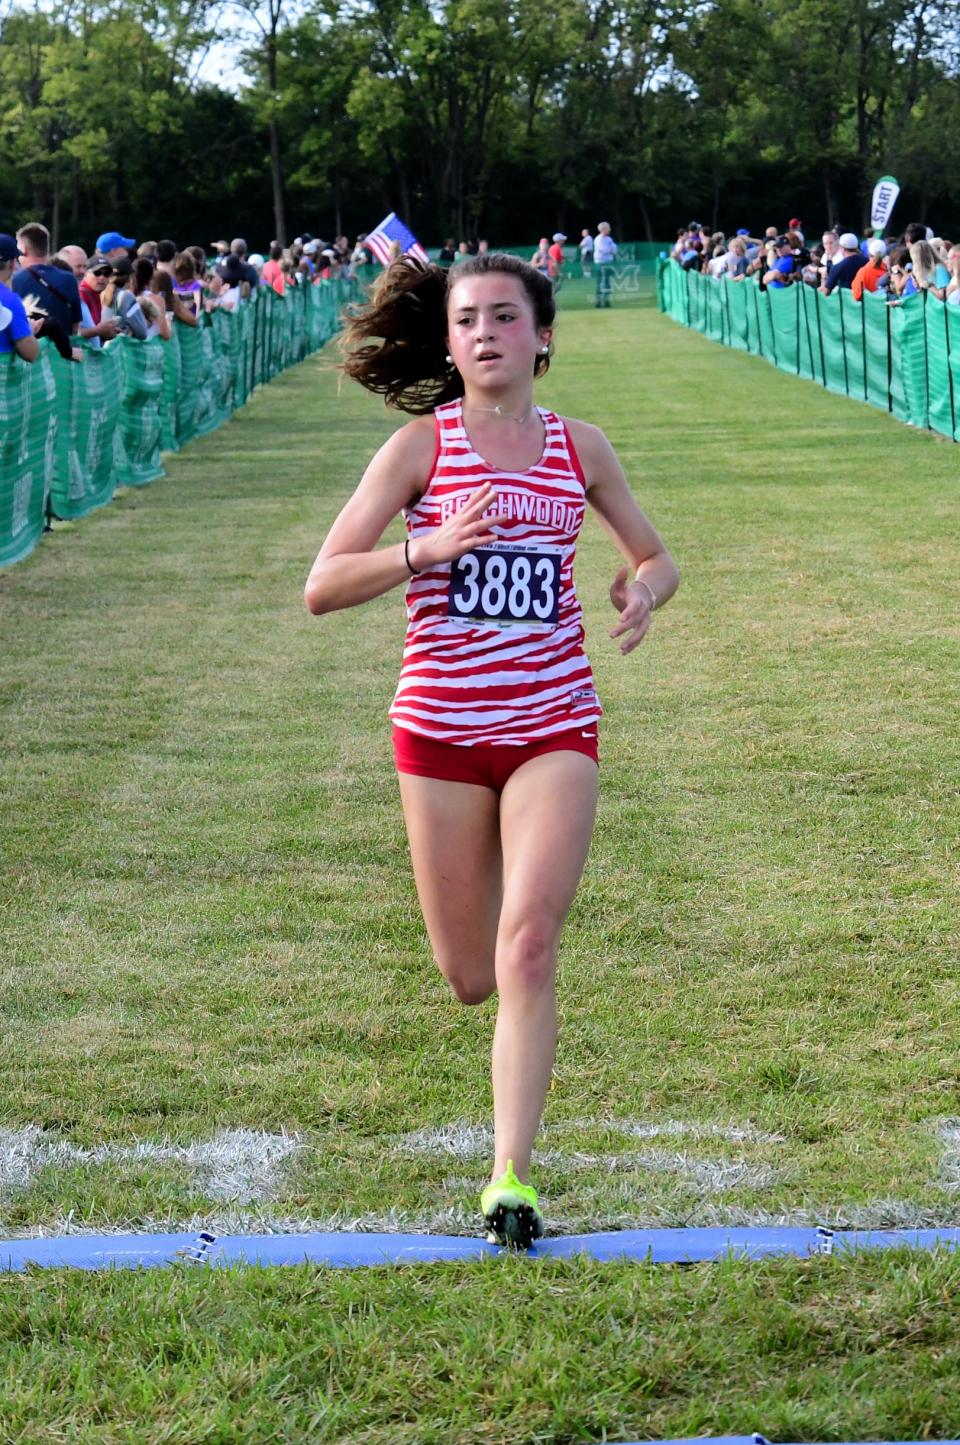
670, 218, 960, 306
0, 224, 371, 365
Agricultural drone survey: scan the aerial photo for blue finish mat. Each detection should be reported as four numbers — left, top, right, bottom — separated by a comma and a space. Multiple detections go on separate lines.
2, 1225, 959, 1272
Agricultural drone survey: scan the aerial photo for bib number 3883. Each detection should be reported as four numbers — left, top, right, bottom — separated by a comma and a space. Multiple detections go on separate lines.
448, 544, 561, 630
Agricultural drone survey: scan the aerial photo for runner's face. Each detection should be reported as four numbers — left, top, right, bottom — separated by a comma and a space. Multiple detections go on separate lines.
446, 274, 549, 391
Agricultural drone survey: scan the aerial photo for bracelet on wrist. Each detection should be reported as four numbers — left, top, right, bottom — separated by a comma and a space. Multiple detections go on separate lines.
404, 538, 421, 576
634, 576, 657, 610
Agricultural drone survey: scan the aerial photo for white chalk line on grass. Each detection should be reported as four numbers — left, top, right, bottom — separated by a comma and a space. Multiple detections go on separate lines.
393, 1118, 782, 1192
610, 1119, 785, 1145
941, 1119, 960, 1190
0, 1117, 781, 1208
394, 1117, 784, 1157
5, 1195, 960, 1243
535, 1150, 778, 1192
0, 1127, 303, 1205
2, 1117, 959, 1240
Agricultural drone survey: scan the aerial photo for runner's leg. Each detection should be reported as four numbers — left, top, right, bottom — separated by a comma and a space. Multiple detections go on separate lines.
491, 750, 598, 1180
397, 773, 502, 1004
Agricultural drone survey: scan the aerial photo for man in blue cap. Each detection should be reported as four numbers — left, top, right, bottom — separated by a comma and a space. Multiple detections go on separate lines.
0, 234, 39, 362
95, 230, 136, 262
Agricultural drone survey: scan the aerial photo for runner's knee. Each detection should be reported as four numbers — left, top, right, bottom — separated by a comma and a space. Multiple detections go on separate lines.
434, 952, 497, 1005
447, 974, 496, 1006
495, 920, 558, 994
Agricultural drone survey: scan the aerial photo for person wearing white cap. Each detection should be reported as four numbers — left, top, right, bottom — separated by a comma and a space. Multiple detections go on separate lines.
821, 232, 864, 294
547, 233, 566, 286
851, 238, 889, 300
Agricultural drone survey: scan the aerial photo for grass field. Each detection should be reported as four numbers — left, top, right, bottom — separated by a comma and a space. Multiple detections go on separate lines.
1, 280, 959, 1440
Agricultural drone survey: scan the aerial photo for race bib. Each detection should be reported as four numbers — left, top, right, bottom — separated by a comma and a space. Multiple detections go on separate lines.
448, 543, 561, 630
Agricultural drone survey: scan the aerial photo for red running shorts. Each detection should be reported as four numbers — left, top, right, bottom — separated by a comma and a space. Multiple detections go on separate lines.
392, 725, 599, 794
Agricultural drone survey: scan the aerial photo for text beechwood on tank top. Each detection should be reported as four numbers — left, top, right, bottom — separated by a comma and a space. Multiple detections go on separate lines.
391, 396, 603, 746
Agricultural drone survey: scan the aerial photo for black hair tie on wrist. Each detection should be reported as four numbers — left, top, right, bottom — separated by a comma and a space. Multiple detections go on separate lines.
404, 539, 421, 575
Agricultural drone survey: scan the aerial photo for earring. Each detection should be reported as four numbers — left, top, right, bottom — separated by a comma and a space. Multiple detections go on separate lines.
445, 353, 453, 363
541, 345, 549, 353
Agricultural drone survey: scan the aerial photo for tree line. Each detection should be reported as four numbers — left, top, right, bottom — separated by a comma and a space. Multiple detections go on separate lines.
2, 0, 959, 252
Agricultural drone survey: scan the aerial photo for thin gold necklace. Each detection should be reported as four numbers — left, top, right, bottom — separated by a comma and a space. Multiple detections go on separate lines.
464, 400, 535, 423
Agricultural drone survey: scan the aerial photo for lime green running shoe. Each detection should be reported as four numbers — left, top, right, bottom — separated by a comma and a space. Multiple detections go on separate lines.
481, 1160, 544, 1249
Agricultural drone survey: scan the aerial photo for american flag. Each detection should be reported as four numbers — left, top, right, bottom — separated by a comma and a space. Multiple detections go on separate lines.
365, 212, 430, 266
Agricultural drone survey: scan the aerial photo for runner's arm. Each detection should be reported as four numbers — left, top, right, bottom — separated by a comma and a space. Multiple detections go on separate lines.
305, 421, 432, 614
304, 419, 497, 614
570, 417, 680, 622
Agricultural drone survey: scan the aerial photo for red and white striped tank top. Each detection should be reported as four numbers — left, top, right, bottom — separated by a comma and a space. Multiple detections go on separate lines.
389, 397, 602, 745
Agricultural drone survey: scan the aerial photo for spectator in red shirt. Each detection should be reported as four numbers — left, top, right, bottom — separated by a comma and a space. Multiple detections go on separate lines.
261, 243, 285, 296
79, 252, 113, 325
547, 232, 566, 284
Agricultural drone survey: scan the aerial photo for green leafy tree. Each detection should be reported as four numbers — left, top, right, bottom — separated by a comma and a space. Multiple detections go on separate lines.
235, 0, 293, 243
5, 0, 960, 250
270, 11, 369, 235
0, 0, 219, 246
343, 0, 570, 237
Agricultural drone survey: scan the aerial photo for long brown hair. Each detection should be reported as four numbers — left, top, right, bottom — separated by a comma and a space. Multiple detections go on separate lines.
340, 253, 556, 415
131, 257, 155, 296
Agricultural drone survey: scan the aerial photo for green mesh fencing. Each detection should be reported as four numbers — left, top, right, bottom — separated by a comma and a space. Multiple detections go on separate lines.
946, 306, 960, 438
497, 241, 666, 275
726, 282, 750, 352
862, 292, 888, 407
0, 348, 56, 567
891, 296, 928, 429
160, 322, 183, 454
768, 285, 799, 374
840, 289, 865, 402
1, 280, 344, 568
194, 325, 224, 440
797, 285, 818, 382
388, 253, 656, 309
925, 298, 953, 440
175, 322, 205, 447
50, 344, 125, 521
658, 260, 959, 443
814, 287, 848, 396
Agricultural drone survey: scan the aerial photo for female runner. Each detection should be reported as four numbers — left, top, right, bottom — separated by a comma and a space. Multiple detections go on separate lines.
304, 253, 679, 1246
